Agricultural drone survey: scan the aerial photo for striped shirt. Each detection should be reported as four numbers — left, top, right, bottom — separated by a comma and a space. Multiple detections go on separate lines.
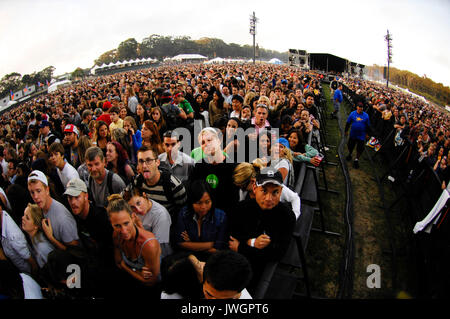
140, 172, 187, 217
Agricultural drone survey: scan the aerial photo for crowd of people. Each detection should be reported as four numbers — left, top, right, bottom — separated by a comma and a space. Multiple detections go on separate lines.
0, 63, 328, 299
341, 77, 450, 186
1, 60, 447, 300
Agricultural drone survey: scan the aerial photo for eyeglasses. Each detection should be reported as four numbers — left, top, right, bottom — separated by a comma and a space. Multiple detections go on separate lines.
138, 158, 156, 166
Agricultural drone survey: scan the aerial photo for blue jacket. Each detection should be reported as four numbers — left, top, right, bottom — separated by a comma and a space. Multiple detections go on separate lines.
175, 206, 228, 250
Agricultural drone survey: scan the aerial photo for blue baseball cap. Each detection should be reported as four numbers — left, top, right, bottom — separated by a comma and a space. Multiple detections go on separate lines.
276, 137, 290, 150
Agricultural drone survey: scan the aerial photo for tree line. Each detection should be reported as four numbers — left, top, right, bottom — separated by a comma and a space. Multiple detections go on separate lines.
367, 65, 450, 107
0, 66, 55, 100
94, 34, 288, 65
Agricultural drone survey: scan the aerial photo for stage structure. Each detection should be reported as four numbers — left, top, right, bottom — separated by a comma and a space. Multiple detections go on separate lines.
288, 49, 310, 69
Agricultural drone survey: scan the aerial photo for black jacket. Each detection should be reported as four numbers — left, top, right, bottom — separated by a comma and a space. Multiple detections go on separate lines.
230, 198, 295, 263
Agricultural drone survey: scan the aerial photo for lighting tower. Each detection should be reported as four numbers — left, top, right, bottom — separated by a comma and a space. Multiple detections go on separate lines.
385, 30, 393, 88
249, 12, 258, 64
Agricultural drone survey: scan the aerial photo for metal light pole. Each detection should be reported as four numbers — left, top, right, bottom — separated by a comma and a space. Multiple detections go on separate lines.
249, 12, 258, 64
385, 30, 393, 88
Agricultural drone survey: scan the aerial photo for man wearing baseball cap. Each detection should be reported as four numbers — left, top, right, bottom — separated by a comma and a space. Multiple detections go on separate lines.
27, 170, 79, 250
64, 178, 114, 272
228, 167, 295, 294
38, 120, 60, 150
63, 124, 80, 168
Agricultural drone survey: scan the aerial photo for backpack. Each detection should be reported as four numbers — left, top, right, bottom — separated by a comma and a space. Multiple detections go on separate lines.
161, 103, 179, 130
88, 170, 114, 207
133, 167, 175, 203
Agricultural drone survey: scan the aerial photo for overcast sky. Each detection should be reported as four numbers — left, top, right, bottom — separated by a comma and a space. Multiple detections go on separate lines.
1, 0, 449, 86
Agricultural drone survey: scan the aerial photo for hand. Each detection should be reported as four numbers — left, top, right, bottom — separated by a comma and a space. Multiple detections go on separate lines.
253, 234, 271, 249
310, 157, 321, 166
181, 231, 191, 242
228, 236, 240, 252
188, 255, 205, 283
42, 218, 54, 239
140, 266, 153, 280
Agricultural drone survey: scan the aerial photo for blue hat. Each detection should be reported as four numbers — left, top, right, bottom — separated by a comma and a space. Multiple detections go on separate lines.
276, 137, 290, 150
281, 79, 288, 84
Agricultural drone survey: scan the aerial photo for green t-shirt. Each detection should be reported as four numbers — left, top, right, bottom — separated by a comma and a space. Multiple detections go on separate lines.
178, 99, 194, 114
190, 147, 228, 161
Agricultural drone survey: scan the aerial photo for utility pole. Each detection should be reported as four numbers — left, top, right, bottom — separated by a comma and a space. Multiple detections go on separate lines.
249, 12, 258, 64
385, 30, 393, 88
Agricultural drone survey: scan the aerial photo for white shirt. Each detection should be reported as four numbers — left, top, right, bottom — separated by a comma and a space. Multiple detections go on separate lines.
1, 211, 32, 273
0, 187, 12, 211
274, 159, 290, 186
160, 288, 252, 299
57, 161, 80, 188
20, 273, 43, 299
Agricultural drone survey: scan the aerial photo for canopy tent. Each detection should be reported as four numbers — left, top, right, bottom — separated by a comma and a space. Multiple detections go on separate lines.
204, 57, 225, 64
170, 54, 207, 62
269, 58, 283, 65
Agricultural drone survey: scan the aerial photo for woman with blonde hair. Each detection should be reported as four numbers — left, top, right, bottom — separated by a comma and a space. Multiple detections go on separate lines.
232, 160, 300, 219
21, 204, 55, 268
269, 137, 295, 190
107, 194, 161, 296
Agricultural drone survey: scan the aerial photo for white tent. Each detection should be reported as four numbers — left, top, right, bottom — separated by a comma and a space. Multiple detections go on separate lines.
269, 58, 283, 65
48, 80, 72, 93
205, 57, 225, 64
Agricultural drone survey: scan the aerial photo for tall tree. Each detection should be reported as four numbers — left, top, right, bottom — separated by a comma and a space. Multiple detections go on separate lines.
117, 38, 138, 60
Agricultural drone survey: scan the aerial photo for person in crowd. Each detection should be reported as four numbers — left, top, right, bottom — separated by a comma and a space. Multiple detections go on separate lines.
108, 194, 161, 297
48, 142, 80, 189
209, 91, 227, 127
160, 251, 203, 299
122, 184, 172, 259
0, 260, 43, 299
1, 208, 38, 274
174, 179, 228, 261
141, 120, 164, 155
197, 250, 253, 299
228, 167, 295, 294
133, 145, 187, 219
21, 203, 55, 269
149, 107, 167, 139
158, 130, 195, 184
108, 106, 124, 134
62, 124, 81, 168
232, 160, 300, 220
345, 101, 371, 169
269, 137, 295, 189
191, 127, 238, 213
134, 104, 150, 131
76, 136, 93, 185
27, 170, 79, 251
106, 141, 135, 185
63, 177, 115, 297
331, 84, 343, 119
85, 146, 126, 208
287, 129, 321, 165
123, 116, 142, 164
92, 121, 111, 157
